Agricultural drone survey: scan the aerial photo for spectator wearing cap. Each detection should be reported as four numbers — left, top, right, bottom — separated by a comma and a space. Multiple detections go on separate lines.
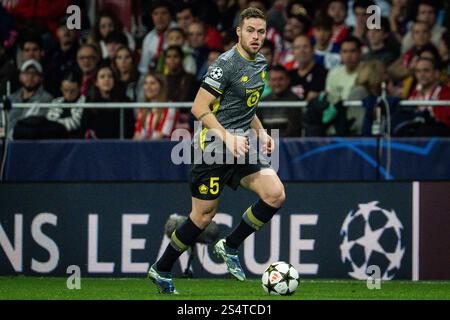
15, 34, 48, 87
138, 0, 177, 74
8, 59, 53, 138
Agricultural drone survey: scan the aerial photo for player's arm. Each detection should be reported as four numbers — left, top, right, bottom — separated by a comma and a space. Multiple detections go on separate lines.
250, 115, 274, 154
191, 88, 249, 156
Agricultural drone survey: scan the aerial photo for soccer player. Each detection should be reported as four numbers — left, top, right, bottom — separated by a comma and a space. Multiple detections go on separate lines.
148, 7, 286, 294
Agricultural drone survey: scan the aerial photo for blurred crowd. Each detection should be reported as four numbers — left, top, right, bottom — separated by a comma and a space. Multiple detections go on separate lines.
0, 0, 449, 140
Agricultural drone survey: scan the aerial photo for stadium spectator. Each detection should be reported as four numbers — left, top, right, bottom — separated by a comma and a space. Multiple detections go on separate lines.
139, 0, 177, 74
76, 44, 100, 97
103, 32, 128, 63
401, 44, 443, 98
392, 57, 450, 136
326, 36, 362, 103
247, 0, 284, 64
18, 34, 44, 65
260, 39, 275, 98
348, 59, 391, 135
175, 3, 224, 51
87, 10, 135, 60
165, 45, 199, 132
438, 31, 450, 77
346, 0, 391, 27
164, 45, 198, 103
47, 17, 80, 97
311, 14, 341, 70
325, 0, 350, 45
46, 70, 85, 138
401, 0, 447, 54
223, 32, 237, 51
134, 72, 178, 140
187, 21, 210, 81
389, 0, 409, 42
288, 35, 328, 102
15, 34, 51, 91
325, 36, 363, 134
388, 21, 433, 83
214, 0, 239, 35
112, 46, 140, 102
207, 49, 223, 68
82, 63, 132, 139
156, 27, 197, 76
260, 39, 275, 70
347, 0, 374, 43
8, 59, 53, 139
404, 21, 434, 67
259, 65, 303, 137
363, 17, 398, 66
279, 13, 311, 65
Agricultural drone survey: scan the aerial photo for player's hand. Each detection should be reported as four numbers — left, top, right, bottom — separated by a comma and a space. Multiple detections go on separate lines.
259, 131, 274, 155
225, 134, 249, 157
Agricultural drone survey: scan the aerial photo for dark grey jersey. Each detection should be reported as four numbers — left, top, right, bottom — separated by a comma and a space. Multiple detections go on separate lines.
194, 46, 267, 152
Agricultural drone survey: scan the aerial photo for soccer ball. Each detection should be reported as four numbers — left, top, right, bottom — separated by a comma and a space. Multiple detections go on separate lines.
261, 261, 300, 295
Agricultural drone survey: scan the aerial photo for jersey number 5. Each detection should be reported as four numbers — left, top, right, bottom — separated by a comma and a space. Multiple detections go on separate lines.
210, 177, 220, 195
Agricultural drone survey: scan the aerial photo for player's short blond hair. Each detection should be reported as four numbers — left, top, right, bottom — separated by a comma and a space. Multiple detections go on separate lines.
238, 7, 266, 27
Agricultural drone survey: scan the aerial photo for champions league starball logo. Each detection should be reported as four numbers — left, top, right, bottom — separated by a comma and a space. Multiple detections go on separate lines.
339, 201, 406, 280
210, 67, 223, 80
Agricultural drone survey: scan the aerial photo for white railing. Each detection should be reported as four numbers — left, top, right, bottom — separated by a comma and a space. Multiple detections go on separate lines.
10, 100, 450, 109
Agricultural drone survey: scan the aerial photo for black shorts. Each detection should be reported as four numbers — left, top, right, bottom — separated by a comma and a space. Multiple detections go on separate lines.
190, 151, 271, 200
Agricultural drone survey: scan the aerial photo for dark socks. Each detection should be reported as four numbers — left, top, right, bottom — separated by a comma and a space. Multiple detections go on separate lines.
226, 199, 280, 249
156, 217, 203, 272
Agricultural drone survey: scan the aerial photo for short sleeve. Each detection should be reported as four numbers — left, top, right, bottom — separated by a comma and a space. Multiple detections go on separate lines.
201, 58, 232, 97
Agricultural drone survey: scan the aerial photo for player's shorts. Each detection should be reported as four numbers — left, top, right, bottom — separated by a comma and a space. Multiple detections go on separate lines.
190, 147, 271, 200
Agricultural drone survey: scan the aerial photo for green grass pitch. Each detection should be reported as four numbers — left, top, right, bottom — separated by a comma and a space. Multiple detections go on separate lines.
0, 277, 449, 300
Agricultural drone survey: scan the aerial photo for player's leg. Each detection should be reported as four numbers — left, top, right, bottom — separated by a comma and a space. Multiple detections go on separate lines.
214, 167, 285, 281
226, 168, 285, 253
149, 197, 219, 293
